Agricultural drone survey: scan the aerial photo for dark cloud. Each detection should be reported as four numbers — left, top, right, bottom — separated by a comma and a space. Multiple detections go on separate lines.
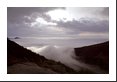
7, 7, 109, 38
93, 7, 109, 20
7, 7, 65, 23
100, 7, 109, 17
7, 23, 43, 37
56, 19, 109, 34
7, 7, 65, 37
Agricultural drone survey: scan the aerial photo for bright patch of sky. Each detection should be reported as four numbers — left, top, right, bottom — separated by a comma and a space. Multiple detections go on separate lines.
46, 9, 74, 22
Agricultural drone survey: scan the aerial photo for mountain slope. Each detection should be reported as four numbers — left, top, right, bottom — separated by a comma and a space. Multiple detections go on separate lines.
74, 41, 109, 73
7, 38, 77, 74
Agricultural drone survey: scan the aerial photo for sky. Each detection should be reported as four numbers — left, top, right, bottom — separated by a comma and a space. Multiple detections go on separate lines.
7, 7, 109, 41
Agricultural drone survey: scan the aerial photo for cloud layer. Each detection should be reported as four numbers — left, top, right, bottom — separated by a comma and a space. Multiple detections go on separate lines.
7, 7, 109, 43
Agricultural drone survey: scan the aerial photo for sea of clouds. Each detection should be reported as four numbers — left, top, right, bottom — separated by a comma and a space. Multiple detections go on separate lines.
27, 45, 105, 73
11, 37, 106, 73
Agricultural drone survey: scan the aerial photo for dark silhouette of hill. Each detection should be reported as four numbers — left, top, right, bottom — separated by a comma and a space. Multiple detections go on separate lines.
74, 41, 109, 73
7, 38, 78, 74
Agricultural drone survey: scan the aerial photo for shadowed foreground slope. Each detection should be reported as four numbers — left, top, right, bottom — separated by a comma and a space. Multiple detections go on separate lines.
7, 38, 77, 74
74, 41, 109, 73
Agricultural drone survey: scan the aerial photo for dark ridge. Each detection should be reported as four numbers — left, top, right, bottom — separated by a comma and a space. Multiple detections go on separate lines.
74, 41, 109, 73
7, 38, 78, 74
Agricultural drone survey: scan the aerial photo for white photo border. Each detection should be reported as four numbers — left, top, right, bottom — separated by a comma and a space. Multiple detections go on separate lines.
0, 0, 116, 81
